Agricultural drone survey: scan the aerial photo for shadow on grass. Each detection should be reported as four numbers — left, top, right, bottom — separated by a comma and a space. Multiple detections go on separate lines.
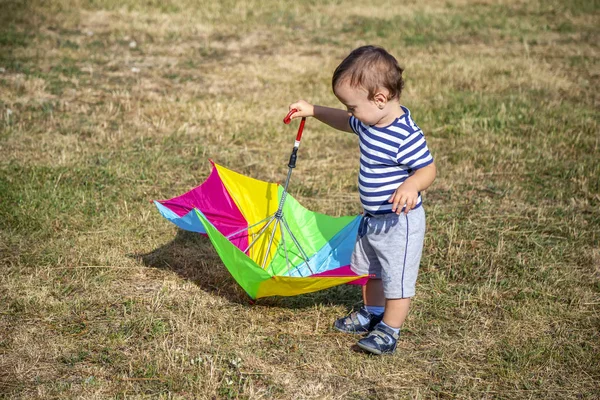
135, 228, 362, 309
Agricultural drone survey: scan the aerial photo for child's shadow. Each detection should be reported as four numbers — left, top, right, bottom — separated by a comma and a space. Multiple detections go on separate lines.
135, 229, 362, 309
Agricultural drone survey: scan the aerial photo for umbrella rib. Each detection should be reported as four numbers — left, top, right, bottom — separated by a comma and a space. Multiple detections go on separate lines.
278, 218, 295, 277
281, 216, 314, 275
243, 214, 276, 255
226, 214, 273, 240
261, 218, 280, 270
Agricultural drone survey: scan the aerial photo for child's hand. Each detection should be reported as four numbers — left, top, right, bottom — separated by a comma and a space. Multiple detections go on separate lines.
288, 100, 315, 120
388, 181, 419, 215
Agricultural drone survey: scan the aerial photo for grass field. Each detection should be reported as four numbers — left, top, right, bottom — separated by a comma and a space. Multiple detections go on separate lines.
1, 0, 599, 398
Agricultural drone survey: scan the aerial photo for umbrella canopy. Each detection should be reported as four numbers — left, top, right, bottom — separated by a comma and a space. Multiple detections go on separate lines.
154, 161, 368, 299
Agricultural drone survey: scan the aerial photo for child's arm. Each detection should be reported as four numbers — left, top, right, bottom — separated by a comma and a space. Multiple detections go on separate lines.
289, 100, 353, 133
389, 162, 437, 215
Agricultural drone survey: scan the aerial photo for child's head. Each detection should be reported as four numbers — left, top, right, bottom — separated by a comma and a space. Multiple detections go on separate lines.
332, 45, 404, 101
332, 46, 404, 126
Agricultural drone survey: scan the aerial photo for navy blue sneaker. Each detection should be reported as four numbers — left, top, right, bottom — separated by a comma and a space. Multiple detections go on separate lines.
333, 306, 383, 335
356, 323, 399, 355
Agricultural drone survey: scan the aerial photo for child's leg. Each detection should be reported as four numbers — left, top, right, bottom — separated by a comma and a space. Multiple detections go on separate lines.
362, 279, 385, 306
383, 298, 411, 328
364, 208, 425, 329
356, 209, 425, 354
334, 215, 387, 335
364, 280, 411, 328
333, 278, 385, 334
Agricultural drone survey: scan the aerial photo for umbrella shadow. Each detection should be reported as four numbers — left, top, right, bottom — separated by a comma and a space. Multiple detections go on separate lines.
135, 228, 362, 309
135, 229, 250, 304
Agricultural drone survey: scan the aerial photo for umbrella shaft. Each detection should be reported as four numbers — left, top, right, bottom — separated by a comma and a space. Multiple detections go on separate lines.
275, 166, 293, 218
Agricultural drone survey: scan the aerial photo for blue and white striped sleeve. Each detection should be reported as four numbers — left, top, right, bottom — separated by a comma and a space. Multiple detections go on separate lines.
396, 131, 434, 170
349, 116, 361, 135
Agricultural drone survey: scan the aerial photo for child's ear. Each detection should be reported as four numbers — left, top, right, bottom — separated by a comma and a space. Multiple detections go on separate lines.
373, 91, 388, 109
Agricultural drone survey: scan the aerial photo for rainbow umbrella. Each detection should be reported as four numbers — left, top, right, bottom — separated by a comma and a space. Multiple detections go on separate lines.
154, 111, 368, 299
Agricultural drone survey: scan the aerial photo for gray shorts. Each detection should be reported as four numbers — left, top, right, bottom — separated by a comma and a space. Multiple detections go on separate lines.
351, 206, 426, 299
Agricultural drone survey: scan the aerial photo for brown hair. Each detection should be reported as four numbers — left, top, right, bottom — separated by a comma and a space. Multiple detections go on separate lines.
332, 45, 404, 100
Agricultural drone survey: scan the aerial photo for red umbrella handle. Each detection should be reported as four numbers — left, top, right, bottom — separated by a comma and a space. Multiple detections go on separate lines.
283, 109, 306, 143
283, 109, 306, 169
283, 109, 295, 124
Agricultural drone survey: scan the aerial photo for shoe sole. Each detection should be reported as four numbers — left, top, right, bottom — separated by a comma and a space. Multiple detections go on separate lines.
356, 341, 383, 355
356, 341, 397, 355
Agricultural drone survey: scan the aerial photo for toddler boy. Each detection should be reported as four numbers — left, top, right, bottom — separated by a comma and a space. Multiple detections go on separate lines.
288, 45, 436, 355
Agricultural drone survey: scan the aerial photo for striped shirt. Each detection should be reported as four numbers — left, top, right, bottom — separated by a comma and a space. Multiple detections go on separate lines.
349, 106, 433, 215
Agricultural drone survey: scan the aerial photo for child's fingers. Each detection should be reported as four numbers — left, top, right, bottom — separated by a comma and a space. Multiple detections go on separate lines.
388, 191, 400, 212
392, 194, 406, 214
288, 104, 305, 119
399, 197, 408, 214
404, 198, 416, 214
390, 190, 418, 214
388, 192, 397, 205
288, 103, 299, 114
288, 100, 315, 120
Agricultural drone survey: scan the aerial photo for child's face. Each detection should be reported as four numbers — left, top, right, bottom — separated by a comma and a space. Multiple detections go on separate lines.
334, 81, 387, 126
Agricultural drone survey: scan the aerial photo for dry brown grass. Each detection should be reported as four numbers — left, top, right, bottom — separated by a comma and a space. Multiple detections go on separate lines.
1, 0, 599, 398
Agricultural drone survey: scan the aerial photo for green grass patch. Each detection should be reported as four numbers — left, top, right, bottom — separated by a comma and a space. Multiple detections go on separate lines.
1, 0, 598, 398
